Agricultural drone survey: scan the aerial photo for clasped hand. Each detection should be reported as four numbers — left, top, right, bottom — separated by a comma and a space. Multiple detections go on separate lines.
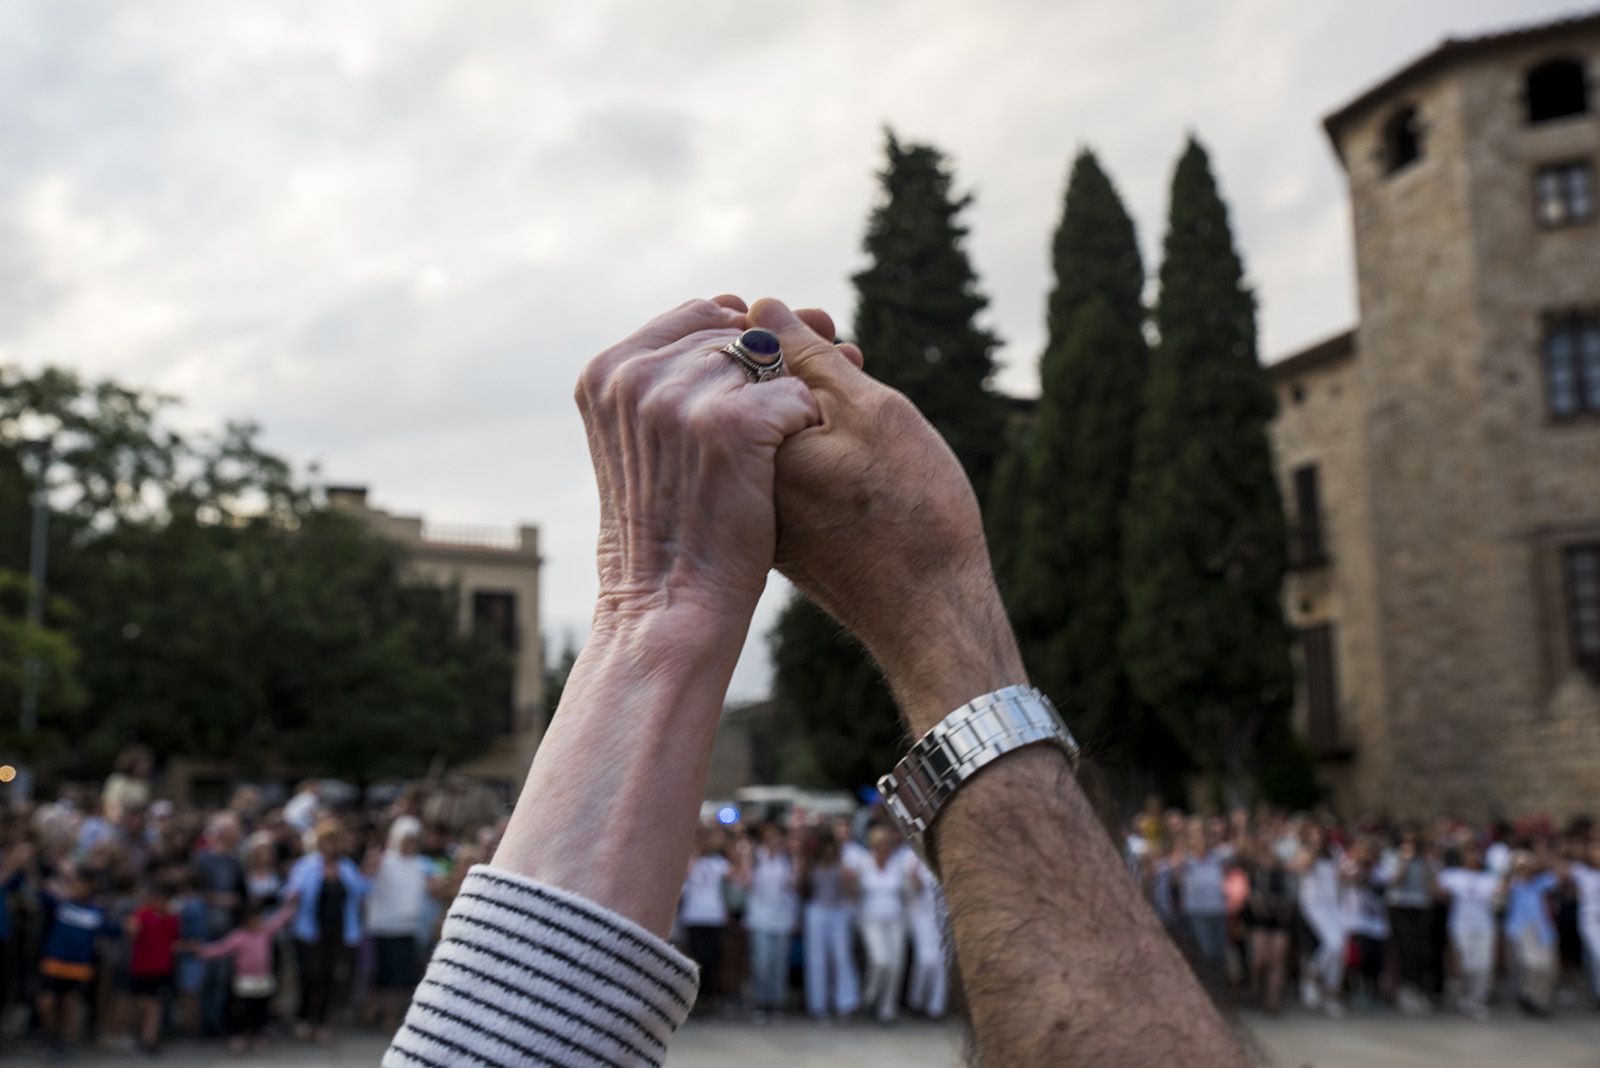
577, 295, 992, 665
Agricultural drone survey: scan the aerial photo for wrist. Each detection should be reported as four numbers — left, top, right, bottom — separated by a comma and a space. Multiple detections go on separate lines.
867, 570, 1027, 736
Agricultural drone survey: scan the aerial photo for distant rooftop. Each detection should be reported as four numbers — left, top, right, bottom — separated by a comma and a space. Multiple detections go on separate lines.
1268, 329, 1356, 380
1322, 10, 1600, 154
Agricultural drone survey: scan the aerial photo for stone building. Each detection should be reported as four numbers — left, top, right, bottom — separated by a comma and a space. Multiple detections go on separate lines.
1270, 14, 1600, 818
328, 486, 544, 789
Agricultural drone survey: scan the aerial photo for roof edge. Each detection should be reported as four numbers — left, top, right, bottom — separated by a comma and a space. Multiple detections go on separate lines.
1268, 328, 1357, 379
1322, 11, 1600, 162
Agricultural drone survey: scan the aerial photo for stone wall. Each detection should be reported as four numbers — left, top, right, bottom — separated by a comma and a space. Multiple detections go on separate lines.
1281, 24, 1600, 819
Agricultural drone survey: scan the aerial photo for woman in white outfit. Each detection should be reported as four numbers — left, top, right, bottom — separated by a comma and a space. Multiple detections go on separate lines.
744, 824, 799, 1018
857, 826, 910, 1022
1568, 839, 1600, 1002
1436, 843, 1501, 1020
1294, 825, 1349, 1017
905, 852, 949, 1018
802, 834, 860, 1019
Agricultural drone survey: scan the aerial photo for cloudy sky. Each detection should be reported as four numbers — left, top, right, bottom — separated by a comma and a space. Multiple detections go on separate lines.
0, 0, 1586, 698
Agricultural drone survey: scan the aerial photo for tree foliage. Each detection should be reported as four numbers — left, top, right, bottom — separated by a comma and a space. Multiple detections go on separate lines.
772, 130, 1005, 789
0, 365, 509, 782
1003, 151, 1170, 778
1119, 138, 1294, 798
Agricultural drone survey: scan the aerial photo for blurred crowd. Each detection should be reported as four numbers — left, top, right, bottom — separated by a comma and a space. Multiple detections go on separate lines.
0, 746, 508, 1057
7, 746, 1598, 1060
672, 815, 949, 1026
1126, 801, 1600, 1021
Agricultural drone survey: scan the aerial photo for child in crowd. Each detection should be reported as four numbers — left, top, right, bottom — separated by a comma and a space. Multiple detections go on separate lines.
125, 878, 182, 1054
37, 869, 114, 1053
173, 871, 210, 1035
193, 893, 299, 1054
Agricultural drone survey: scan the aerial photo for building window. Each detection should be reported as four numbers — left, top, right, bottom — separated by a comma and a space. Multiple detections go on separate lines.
1535, 161, 1595, 226
1382, 106, 1423, 174
1527, 58, 1589, 124
1301, 625, 1340, 750
1290, 464, 1328, 568
1567, 545, 1600, 683
472, 590, 519, 652
1543, 314, 1600, 417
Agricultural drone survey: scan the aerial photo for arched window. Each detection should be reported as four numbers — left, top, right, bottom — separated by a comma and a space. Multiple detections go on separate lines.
1527, 58, 1589, 124
1382, 106, 1422, 175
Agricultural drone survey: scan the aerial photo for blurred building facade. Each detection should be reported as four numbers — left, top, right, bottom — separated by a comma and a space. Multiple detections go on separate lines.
1271, 14, 1600, 818
328, 486, 544, 789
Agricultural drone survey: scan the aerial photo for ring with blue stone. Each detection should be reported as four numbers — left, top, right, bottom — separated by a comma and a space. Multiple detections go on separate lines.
722, 328, 786, 383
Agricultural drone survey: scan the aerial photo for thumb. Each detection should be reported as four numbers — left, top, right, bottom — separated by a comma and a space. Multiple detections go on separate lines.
748, 297, 858, 387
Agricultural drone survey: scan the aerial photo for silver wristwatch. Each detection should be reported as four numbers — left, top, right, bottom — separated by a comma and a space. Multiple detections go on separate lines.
878, 685, 1080, 867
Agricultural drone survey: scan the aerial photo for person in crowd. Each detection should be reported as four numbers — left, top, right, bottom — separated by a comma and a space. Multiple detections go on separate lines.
1177, 820, 1231, 978
36, 869, 114, 1053
1569, 835, 1600, 1003
1504, 851, 1560, 1015
367, 817, 433, 1031
0, 840, 36, 1027
172, 870, 210, 1035
242, 830, 284, 910
800, 831, 860, 1020
1437, 842, 1501, 1021
678, 827, 733, 1015
742, 823, 799, 1020
1384, 825, 1438, 1014
1296, 823, 1350, 1017
1242, 837, 1294, 1013
905, 850, 949, 1019
286, 820, 372, 1042
284, 781, 322, 835
193, 811, 247, 1036
125, 877, 182, 1054
1345, 837, 1391, 1009
102, 746, 154, 820
857, 825, 910, 1024
193, 894, 299, 1053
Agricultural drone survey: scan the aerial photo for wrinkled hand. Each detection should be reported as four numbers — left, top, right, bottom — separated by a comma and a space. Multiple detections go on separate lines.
577, 298, 821, 628
745, 300, 991, 656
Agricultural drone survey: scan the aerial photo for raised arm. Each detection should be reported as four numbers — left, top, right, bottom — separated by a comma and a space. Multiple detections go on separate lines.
386, 298, 819, 1068
757, 299, 1249, 1067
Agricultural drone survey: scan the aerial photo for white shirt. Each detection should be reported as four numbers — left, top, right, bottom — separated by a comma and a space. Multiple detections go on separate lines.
678, 855, 731, 927
1438, 867, 1500, 932
858, 852, 909, 922
1571, 863, 1600, 922
368, 853, 430, 936
906, 853, 943, 921
744, 848, 798, 934
284, 790, 320, 832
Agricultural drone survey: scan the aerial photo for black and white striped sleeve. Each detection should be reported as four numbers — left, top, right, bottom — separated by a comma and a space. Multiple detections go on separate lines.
383, 865, 699, 1068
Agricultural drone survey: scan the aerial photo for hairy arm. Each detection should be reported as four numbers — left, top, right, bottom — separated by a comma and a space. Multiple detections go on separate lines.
876, 576, 1247, 1067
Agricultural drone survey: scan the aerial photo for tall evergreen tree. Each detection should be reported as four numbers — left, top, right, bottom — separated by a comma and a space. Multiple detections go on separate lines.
1005, 150, 1159, 771
1120, 137, 1294, 798
772, 130, 1004, 788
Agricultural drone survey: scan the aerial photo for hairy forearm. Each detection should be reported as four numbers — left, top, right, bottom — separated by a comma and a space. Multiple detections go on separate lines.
875, 580, 1249, 1067
491, 604, 748, 938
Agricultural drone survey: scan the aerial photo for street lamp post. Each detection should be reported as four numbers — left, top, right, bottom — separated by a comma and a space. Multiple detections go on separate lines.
20, 437, 51, 734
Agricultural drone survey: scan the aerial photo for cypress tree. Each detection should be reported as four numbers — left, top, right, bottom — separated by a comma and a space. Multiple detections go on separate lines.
851, 130, 1006, 498
1120, 137, 1294, 798
1006, 150, 1155, 769
771, 129, 1004, 788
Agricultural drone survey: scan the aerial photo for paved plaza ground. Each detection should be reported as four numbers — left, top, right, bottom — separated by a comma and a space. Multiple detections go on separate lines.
8, 1009, 1600, 1067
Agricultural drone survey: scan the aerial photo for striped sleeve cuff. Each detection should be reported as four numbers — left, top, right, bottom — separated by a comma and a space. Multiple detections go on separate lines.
384, 865, 699, 1068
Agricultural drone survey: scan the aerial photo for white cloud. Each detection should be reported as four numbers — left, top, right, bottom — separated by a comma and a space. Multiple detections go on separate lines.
0, 0, 1580, 700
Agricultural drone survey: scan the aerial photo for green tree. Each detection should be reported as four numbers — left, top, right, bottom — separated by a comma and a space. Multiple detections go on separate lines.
1120, 137, 1294, 800
772, 130, 1005, 788
1006, 150, 1166, 776
0, 571, 87, 753
0, 365, 509, 781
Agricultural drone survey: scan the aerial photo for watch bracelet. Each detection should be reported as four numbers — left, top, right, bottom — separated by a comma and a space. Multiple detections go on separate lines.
878, 685, 1079, 869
